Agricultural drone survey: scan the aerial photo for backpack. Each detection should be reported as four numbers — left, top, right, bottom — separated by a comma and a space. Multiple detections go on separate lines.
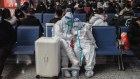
118, 11, 135, 26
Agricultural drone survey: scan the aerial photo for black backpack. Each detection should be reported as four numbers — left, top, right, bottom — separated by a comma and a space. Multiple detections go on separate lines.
119, 11, 135, 26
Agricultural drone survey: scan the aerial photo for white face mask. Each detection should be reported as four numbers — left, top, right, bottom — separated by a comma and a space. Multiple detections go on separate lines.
68, 2, 71, 5
56, 2, 59, 5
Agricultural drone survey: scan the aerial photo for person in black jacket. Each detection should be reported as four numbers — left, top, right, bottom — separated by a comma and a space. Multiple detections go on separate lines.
49, 9, 63, 23
20, 8, 43, 36
0, 9, 16, 79
127, 17, 140, 59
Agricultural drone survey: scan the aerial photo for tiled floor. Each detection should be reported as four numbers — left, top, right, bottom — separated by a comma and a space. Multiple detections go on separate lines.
2, 56, 140, 79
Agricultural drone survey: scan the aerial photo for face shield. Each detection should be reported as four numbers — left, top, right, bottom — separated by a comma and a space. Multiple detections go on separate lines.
73, 18, 82, 30
62, 12, 73, 27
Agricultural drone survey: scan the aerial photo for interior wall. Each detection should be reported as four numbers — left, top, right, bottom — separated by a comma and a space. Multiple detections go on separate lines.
0, 0, 4, 8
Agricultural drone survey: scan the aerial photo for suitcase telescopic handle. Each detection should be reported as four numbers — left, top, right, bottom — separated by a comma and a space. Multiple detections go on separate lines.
44, 56, 48, 62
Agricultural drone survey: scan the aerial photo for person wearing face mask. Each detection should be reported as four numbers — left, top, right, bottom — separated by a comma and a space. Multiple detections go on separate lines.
119, 4, 134, 16
55, 1, 61, 9
0, 9, 16, 79
54, 12, 79, 78
71, 18, 97, 78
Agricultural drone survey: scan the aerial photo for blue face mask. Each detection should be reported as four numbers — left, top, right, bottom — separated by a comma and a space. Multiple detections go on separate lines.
66, 21, 73, 27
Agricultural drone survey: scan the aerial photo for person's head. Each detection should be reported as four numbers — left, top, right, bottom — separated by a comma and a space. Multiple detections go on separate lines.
96, 8, 105, 14
56, 1, 60, 5
125, 4, 132, 11
62, 12, 73, 26
73, 18, 83, 30
78, 4, 83, 9
23, 2, 29, 7
14, 8, 25, 19
2, 8, 11, 19
55, 9, 63, 18
27, 8, 35, 16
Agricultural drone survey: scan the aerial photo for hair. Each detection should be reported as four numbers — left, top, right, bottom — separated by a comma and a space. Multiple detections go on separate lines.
125, 4, 132, 9
14, 8, 25, 19
23, 2, 29, 7
96, 8, 104, 14
2, 8, 11, 19
78, 4, 83, 8
55, 9, 63, 17
28, 8, 35, 15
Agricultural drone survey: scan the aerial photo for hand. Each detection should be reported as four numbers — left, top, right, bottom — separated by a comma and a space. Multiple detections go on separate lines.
72, 35, 77, 42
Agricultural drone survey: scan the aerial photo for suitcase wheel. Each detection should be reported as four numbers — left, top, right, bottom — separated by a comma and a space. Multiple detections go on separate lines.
36, 75, 40, 79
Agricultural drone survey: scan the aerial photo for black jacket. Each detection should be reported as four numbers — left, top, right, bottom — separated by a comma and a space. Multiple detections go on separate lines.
20, 15, 43, 36
49, 18, 61, 23
0, 20, 16, 47
128, 21, 140, 45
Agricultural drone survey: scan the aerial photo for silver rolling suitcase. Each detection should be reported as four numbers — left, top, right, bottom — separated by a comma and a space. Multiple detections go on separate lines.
35, 37, 60, 78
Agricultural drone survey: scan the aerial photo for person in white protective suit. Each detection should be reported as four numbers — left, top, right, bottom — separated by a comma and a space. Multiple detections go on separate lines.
54, 12, 79, 77
71, 18, 97, 78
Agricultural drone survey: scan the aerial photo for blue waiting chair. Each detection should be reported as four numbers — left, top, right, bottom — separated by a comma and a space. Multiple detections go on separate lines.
43, 13, 54, 23
135, 13, 140, 17
92, 26, 122, 70
14, 25, 39, 73
14, 26, 39, 55
34, 13, 42, 23
73, 13, 86, 22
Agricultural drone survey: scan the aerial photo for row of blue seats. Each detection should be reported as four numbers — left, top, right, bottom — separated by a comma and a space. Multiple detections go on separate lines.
34, 13, 140, 24
14, 26, 39, 55
14, 25, 134, 70
34, 13, 86, 23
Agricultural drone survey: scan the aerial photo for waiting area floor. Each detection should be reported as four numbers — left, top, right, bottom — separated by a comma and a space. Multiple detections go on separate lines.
2, 56, 140, 79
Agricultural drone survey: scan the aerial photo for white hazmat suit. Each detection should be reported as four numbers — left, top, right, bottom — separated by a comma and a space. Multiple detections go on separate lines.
72, 18, 97, 77
54, 12, 79, 77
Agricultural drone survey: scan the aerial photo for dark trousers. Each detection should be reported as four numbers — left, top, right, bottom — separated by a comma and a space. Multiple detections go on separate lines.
0, 46, 13, 76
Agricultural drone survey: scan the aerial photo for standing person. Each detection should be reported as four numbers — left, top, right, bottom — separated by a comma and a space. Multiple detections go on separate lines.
0, 9, 16, 79
72, 18, 97, 78
127, 17, 140, 59
2, 8, 17, 29
54, 12, 79, 77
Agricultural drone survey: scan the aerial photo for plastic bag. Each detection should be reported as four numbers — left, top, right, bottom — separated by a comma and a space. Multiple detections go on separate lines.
121, 32, 130, 50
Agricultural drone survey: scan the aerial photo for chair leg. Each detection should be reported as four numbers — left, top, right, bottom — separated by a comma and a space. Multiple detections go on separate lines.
117, 55, 121, 70
120, 54, 125, 71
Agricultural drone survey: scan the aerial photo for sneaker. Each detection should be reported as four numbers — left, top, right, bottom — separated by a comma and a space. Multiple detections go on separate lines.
71, 70, 78, 77
85, 70, 94, 78
64, 70, 71, 78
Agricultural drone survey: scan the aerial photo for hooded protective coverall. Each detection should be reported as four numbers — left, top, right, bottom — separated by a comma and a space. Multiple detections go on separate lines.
54, 12, 79, 77
72, 18, 97, 77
